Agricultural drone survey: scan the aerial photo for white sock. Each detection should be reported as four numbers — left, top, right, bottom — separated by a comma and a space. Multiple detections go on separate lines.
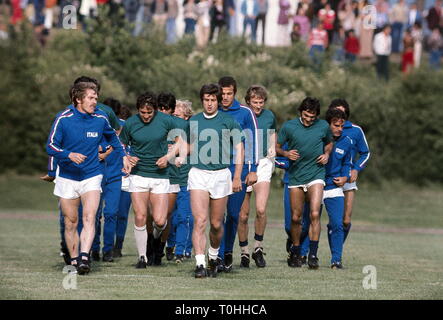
208, 246, 219, 261
134, 225, 147, 261
153, 221, 167, 239
241, 245, 249, 255
195, 254, 206, 267
254, 240, 263, 250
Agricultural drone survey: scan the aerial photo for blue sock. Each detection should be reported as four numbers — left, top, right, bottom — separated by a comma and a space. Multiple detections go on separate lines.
290, 245, 300, 256
309, 241, 319, 257
343, 223, 352, 244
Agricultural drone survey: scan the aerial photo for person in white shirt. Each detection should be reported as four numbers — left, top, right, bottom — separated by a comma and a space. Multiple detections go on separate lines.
373, 24, 392, 81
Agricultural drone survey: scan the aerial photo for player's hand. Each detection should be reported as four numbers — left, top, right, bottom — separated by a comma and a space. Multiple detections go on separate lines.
316, 153, 329, 165
267, 147, 276, 158
40, 174, 55, 182
286, 150, 299, 161
245, 172, 257, 186
175, 157, 184, 167
122, 156, 132, 175
127, 156, 140, 167
333, 176, 347, 187
232, 177, 242, 192
156, 155, 169, 168
68, 152, 86, 164
349, 169, 359, 183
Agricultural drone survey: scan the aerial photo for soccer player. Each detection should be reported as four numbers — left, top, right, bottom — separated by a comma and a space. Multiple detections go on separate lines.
188, 83, 244, 278
217, 76, 259, 273
168, 100, 194, 263
119, 91, 185, 269
276, 97, 333, 269
237, 85, 276, 268
328, 99, 370, 245
46, 81, 128, 275
300, 108, 353, 268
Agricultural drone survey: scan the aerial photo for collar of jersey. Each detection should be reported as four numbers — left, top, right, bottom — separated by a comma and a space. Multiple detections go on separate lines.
219, 99, 241, 112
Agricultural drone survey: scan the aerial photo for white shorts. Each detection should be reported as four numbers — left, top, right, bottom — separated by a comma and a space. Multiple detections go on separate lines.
54, 175, 103, 200
323, 187, 344, 199
169, 183, 180, 193
246, 157, 275, 193
121, 175, 130, 192
188, 167, 232, 199
343, 182, 358, 192
128, 175, 170, 194
288, 179, 325, 192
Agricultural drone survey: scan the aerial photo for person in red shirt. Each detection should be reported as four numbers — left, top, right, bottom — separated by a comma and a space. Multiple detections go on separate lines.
318, 2, 336, 48
401, 29, 415, 74
344, 29, 360, 63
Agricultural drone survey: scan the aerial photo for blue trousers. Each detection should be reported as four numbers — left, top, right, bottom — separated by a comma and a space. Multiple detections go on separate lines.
114, 190, 131, 250
92, 178, 122, 253
391, 22, 404, 53
283, 183, 291, 235
171, 186, 194, 256
219, 182, 248, 258
300, 196, 345, 263
243, 17, 257, 42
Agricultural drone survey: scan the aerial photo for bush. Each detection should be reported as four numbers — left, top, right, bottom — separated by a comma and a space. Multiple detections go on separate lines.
1, 15, 442, 185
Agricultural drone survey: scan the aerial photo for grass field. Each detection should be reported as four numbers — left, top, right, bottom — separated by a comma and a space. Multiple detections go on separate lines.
0, 175, 442, 300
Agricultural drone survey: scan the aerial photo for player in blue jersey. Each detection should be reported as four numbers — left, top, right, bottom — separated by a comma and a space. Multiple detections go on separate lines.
217, 76, 259, 272
328, 99, 370, 245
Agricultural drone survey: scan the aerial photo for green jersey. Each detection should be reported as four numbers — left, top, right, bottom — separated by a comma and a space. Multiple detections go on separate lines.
97, 103, 121, 131
120, 111, 178, 179
189, 111, 242, 171
256, 108, 277, 158
278, 118, 333, 185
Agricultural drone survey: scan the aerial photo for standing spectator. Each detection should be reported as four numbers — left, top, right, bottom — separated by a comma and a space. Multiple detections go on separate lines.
183, 0, 199, 35
411, 21, 423, 68
33, 0, 45, 26
10, 0, 23, 25
166, 0, 178, 43
407, 2, 422, 29
293, 5, 311, 42
428, 28, 443, 69
401, 28, 414, 74
318, 2, 336, 47
357, 0, 373, 59
344, 28, 359, 62
338, 1, 356, 32
277, 0, 291, 46
196, 0, 211, 48
390, 0, 409, 53
255, 0, 268, 45
332, 24, 346, 63
151, 0, 168, 31
241, 0, 258, 43
308, 21, 329, 66
375, 0, 389, 34
373, 24, 392, 81
123, 0, 143, 36
426, 0, 441, 31
210, 0, 226, 42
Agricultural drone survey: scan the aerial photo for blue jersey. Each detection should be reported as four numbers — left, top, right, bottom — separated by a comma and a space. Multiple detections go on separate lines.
219, 99, 259, 174
275, 143, 290, 184
46, 105, 124, 181
100, 118, 127, 181
324, 135, 353, 190
343, 120, 370, 172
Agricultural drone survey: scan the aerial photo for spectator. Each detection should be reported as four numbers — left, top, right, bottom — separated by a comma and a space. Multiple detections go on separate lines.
196, 0, 211, 48
241, 0, 259, 43
407, 2, 422, 29
293, 5, 311, 42
357, 0, 373, 59
426, 0, 441, 31
166, 0, 178, 43
210, 0, 226, 42
373, 24, 392, 81
255, 0, 268, 45
411, 21, 423, 68
390, 0, 409, 53
151, 0, 168, 30
375, 0, 389, 34
318, 2, 336, 47
276, 0, 291, 46
344, 28, 359, 62
332, 24, 346, 63
291, 22, 301, 44
401, 28, 414, 74
308, 21, 328, 66
10, 0, 23, 25
183, 0, 199, 35
338, 1, 356, 32
428, 28, 443, 69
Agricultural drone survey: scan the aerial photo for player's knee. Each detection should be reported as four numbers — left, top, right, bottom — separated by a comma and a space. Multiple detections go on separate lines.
194, 217, 207, 231
291, 215, 302, 225
210, 220, 222, 232
256, 207, 266, 219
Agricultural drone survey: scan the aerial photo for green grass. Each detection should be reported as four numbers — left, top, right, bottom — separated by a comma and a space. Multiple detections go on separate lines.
0, 175, 442, 300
